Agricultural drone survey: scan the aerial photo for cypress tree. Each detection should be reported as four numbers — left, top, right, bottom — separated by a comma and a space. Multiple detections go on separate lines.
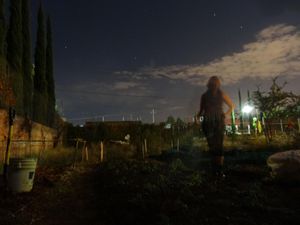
22, 0, 33, 118
0, 0, 5, 93
6, 0, 23, 114
33, 4, 47, 124
0, 0, 5, 57
46, 16, 55, 126
0, 0, 5, 106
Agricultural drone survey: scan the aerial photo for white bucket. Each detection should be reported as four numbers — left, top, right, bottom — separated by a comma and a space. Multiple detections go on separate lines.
8, 158, 37, 193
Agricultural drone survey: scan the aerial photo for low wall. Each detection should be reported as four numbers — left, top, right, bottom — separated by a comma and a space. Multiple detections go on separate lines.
0, 109, 58, 161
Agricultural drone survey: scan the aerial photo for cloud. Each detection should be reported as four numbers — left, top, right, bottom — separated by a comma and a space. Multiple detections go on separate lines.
112, 81, 139, 90
56, 77, 156, 108
118, 24, 300, 86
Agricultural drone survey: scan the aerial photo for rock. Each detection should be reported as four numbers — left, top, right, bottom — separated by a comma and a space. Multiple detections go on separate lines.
267, 150, 300, 182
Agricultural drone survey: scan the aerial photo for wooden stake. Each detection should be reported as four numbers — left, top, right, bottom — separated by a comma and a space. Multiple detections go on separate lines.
72, 139, 80, 168
280, 119, 283, 133
38, 138, 46, 162
144, 139, 147, 155
100, 141, 104, 163
81, 141, 87, 161
142, 144, 145, 160
177, 138, 180, 152
85, 146, 89, 161
81, 145, 84, 161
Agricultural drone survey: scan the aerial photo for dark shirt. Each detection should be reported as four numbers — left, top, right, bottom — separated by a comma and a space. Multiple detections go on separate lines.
201, 90, 224, 118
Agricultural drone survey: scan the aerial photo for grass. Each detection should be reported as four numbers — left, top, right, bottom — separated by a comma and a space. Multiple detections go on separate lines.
37, 147, 76, 167
0, 132, 298, 175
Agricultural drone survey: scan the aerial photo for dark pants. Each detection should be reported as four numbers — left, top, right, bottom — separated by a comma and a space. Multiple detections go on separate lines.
202, 115, 225, 156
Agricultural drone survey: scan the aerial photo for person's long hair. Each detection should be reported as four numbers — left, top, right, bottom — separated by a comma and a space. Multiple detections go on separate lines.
207, 76, 221, 94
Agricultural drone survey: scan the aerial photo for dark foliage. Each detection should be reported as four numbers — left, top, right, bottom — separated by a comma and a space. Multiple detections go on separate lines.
66, 121, 198, 157
22, 0, 33, 118
253, 77, 300, 119
0, 0, 5, 56
6, 0, 23, 114
253, 77, 300, 142
46, 16, 56, 127
33, 4, 47, 124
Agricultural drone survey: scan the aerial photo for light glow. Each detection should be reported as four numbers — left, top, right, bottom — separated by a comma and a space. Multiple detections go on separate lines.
242, 105, 254, 114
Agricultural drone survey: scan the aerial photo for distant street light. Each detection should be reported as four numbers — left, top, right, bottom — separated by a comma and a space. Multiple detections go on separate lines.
241, 104, 255, 135
242, 104, 254, 114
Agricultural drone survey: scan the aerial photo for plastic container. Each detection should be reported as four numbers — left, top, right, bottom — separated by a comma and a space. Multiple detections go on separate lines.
8, 158, 37, 193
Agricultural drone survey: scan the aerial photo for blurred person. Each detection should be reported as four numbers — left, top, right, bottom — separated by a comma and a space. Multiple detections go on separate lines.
198, 76, 234, 177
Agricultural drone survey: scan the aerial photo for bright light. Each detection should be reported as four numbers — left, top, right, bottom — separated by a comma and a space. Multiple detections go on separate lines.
242, 105, 254, 114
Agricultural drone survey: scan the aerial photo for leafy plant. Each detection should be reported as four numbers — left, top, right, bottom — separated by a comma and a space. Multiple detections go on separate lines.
253, 77, 300, 141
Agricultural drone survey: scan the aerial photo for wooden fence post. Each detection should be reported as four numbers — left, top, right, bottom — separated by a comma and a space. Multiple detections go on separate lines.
85, 146, 89, 161
280, 119, 284, 133
81, 144, 84, 161
72, 139, 80, 168
81, 141, 87, 161
177, 138, 180, 152
38, 138, 46, 162
144, 139, 147, 155
100, 141, 104, 163
142, 143, 145, 160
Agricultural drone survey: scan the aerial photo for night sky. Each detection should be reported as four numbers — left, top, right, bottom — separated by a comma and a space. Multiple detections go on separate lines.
32, 0, 300, 123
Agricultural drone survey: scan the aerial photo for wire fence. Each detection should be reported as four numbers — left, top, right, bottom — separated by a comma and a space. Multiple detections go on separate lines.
232, 119, 300, 136
0, 118, 299, 170
0, 139, 57, 165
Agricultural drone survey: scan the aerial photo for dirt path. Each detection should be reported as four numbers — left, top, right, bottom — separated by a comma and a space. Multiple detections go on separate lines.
1, 157, 300, 225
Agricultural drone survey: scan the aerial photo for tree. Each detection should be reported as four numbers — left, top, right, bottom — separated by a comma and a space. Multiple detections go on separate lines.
253, 77, 300, 141
33, 4, 47, 124
0, 0, 5, 106
46, 16, 55, 126
22, 0, 33, 118
176, 117, 185, 127
0, 0, 5, 57
6, 0, 23, 114
253, 78, 299, 119
166, 116, 175, 125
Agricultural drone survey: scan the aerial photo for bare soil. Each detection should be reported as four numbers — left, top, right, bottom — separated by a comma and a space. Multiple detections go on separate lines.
1, 151, 300, 225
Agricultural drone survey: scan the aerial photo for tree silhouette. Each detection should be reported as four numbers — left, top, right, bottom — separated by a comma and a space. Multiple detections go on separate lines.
253, 77, 300, 141
166, 116, 176, 125
6, 0, 23, 114
22, 0, 33, 118
33, 3, 47, 124
46, 16, 56, 126
0, 0, 5, 56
